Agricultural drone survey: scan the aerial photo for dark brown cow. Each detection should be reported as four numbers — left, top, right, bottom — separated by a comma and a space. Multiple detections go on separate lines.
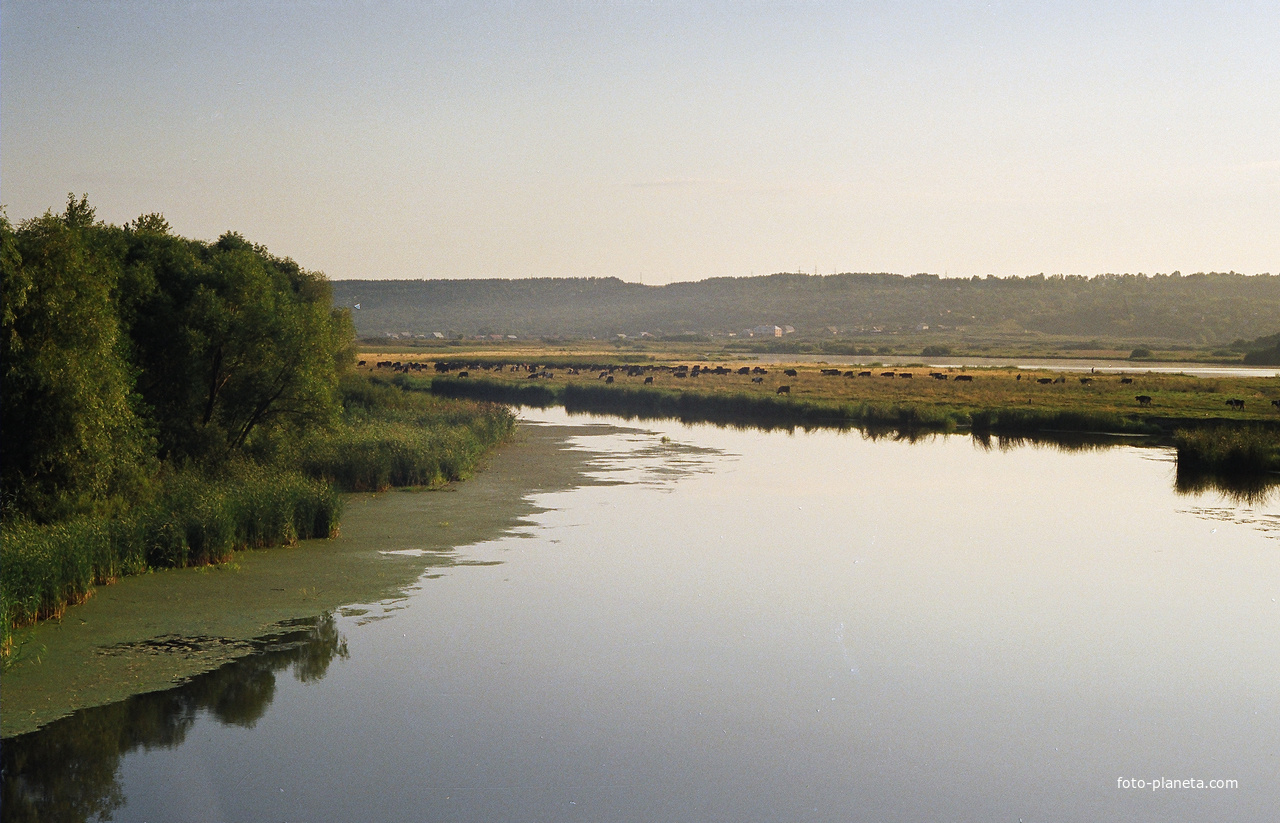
784, 369, 799, 377
1272, 399, 1280, 410
1226, 399, 1244, 410
858, 371, 872, 377
776, 385, 791, 395
1120, 377, 1133, 384
738, 366, 751, 375
954, 375, 973, 382
881, 371, 896, 378
821, 369, 842, 376
1037, 378, 1054, 385
644, 376, 654, 384
1136, 395, 1152, 407
606, 375, 614, 384
899, 372, 913, 379
1079, 377, 1093, 385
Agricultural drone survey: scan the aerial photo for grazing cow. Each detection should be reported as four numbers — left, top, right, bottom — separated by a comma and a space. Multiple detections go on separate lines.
858, 371, 872, 377
752, 376, 764, 383
1272, 399, 1280, 410
1015, 373, 1021, 381
1079, 377, 1093, 385
459, 371, 469, 378
777, 385, 791, 395
752, 367, 768, 374
1037, 378, 1054, 385
843, 371, 855, 377
599, 371, 609, 379
881, 371, 896, 378
357, 360, 366, 367
644, 376, 654, 384
527, 373, 540, 379
1226, 399, 1244, 410
899, 372, 913, 379
675, 372, 686, 378
821, 369, 842, 376
784, 369, 799, 377
738, 366, 751, 375
1136, 395, 1152, 407
1120, 377, 1133, 384
606, 376, 615, 384
954, 375, 973, 382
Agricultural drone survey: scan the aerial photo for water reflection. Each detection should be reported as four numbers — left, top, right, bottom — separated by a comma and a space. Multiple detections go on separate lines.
1, 614, 348, 823
1174, 462, 1280, 506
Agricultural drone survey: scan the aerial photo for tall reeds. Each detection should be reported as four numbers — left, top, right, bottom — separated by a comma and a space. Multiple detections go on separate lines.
1, 467, 341, 658
1, 375, 513, 663
1173, 426, 1280, 474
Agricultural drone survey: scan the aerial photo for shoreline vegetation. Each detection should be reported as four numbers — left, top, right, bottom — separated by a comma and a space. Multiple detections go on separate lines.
1, 200, 513, 664
411, 355, 1280, 476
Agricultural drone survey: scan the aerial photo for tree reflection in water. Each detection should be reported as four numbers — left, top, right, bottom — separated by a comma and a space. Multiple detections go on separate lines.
1, 613, 348, 823
1174, 463, 1279, 506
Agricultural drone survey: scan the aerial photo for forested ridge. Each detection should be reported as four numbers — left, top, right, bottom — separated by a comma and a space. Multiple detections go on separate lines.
332, 271, 1280, 345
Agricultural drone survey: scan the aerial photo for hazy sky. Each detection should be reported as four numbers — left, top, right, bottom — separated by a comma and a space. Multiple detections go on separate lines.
4, 1, 1277, 282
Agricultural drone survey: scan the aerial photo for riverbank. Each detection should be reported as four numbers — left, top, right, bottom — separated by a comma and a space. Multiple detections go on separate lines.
0, 421, 606, 738
0, 377, 515, 665
421, 364, 1280, 436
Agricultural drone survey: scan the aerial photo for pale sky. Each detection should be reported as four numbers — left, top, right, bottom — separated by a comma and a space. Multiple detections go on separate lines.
3, 1, 1277, 282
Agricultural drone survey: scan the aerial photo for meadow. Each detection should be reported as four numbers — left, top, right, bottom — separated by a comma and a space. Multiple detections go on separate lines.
373, 353, 1280, 432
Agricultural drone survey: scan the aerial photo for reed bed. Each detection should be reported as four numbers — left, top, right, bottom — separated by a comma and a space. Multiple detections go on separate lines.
1, 375, 514, 663
1173, 426, 1280, 474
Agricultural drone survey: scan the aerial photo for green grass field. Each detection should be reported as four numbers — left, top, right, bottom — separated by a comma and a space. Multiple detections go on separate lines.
359, 347, 1280, 431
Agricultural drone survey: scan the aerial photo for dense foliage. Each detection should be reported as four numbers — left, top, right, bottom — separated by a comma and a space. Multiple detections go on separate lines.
1, 197, 514, 662
2, 196, 353, 521
332, 271, 1280, 345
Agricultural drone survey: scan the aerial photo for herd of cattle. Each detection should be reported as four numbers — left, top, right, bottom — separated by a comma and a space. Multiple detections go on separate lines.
360, 359, 1279, 411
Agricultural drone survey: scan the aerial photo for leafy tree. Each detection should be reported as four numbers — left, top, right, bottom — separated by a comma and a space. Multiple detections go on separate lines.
121, 226, 353, 461
1, 197, 152, 520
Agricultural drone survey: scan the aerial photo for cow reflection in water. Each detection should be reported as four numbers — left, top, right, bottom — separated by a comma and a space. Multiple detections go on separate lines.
1, 614, 348, 823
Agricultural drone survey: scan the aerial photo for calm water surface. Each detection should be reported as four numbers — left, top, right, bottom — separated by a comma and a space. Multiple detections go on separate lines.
6, 409, 1278, 822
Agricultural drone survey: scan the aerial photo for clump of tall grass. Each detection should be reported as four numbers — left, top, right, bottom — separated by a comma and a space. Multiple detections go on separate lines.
1, 466, 340, 663
295, 375, 516, 491
968, 407, 1154, 435
1173, 426, 1280, 474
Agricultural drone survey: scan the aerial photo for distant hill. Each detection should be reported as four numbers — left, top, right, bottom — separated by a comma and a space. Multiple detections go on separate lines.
331, 271, 1280, 345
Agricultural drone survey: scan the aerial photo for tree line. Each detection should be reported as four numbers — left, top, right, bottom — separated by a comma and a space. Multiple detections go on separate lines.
332, 270, 1280, 345
2, 195, 353, 522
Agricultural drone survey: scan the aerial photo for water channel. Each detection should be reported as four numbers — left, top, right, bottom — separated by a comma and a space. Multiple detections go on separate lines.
3, 408, 1277, 822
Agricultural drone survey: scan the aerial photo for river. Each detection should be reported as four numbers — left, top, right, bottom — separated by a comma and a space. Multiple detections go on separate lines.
3, 408, 1277, 822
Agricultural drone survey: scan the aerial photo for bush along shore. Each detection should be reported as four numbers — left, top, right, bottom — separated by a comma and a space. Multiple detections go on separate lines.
1, 200, 513, 663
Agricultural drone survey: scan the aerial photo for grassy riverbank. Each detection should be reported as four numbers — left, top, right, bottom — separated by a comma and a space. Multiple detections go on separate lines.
420, 361, 1279, 436
0, 376, 514, 665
